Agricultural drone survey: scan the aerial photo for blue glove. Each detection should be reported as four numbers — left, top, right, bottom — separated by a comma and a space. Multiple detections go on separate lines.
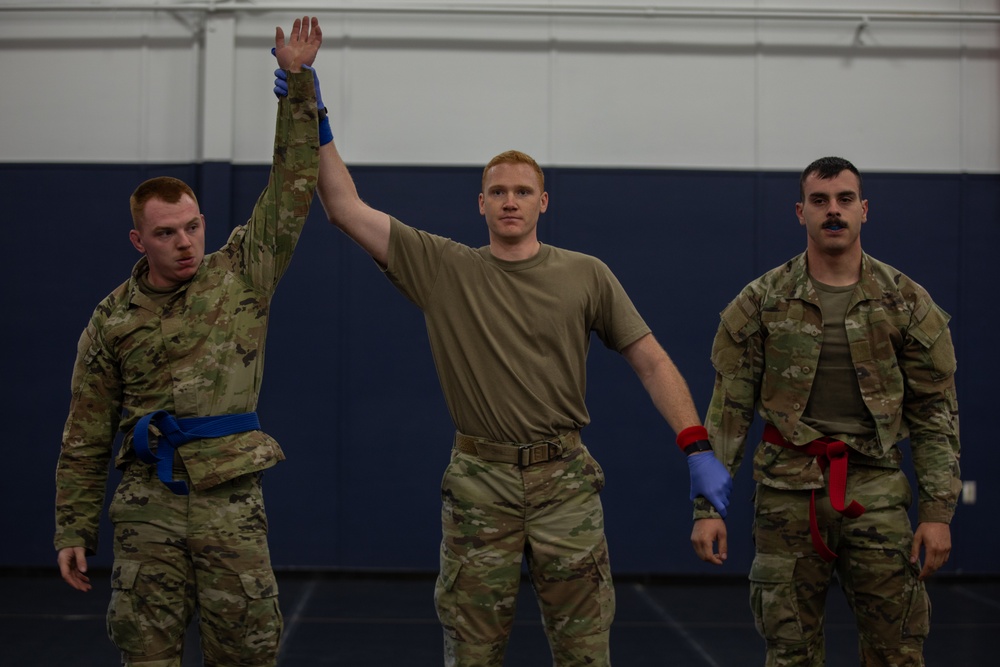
271, 53, 331, 144
273, 67, 288, 98
687, 452, 732, 518
304, 65, 325, 110
270, 48, 324, 109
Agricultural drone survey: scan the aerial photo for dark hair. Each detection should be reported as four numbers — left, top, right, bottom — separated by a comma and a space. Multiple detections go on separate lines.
799, 157, 862, 201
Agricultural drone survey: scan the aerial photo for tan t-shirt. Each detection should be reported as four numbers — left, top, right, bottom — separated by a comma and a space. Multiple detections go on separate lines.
385, 217, 650, 443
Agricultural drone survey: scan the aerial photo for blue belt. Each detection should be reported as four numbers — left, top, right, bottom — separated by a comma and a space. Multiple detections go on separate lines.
132, 411, 261, 495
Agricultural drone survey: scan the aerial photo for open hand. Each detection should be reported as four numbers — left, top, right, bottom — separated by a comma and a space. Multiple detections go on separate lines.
274, 16, 322, 72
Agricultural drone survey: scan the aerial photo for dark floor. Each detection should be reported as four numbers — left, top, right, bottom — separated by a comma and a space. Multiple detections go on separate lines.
3, 569, 997, 666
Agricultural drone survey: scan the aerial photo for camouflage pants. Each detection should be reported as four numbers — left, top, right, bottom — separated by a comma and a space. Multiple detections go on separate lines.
106, 462, 281, 667
435, 442, 615, 666
749, 466, 930, 667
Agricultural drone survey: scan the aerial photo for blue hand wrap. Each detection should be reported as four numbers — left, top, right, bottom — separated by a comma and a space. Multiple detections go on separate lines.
132, 411, 261, 495
318, 116, 333, 146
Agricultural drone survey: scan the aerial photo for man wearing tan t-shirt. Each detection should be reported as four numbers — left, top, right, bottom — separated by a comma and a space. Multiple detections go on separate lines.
296, 92, 733, 665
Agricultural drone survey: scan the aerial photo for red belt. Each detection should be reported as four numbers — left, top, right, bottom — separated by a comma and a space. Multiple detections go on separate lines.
762, 424, 866, 562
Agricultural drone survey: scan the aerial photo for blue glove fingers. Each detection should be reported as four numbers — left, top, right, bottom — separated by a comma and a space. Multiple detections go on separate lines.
273, 68, 288, 98
271, 62, 322, 112
687, 453, 733, 518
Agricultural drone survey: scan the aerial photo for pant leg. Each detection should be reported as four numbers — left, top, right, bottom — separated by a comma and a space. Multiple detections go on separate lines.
436, 449, 527, 667
749, 483, 837, 667
107, 464, 281, 667
107, 464, 196, 667
835, 467, 929, 667
188, 471, 282, 667
523, 444, 614, 667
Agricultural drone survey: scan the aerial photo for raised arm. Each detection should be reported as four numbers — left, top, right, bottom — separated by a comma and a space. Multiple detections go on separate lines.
318, 141, 392, 268
240, 17, 322, 291
271, 50, 392, 267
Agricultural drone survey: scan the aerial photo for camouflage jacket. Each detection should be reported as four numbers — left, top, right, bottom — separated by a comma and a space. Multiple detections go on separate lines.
698, 252, 961, 524
54, 71, 320, 554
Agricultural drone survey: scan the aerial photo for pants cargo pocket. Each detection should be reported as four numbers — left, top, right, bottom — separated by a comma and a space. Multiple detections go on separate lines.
592, 540, 615, 633
901, 558, 931, 642
434, 546, 464, 639
235, 567, 283, 663
529, 536, 615, 641
749, 552, 803, 643
106, 560, 148, 656
844, 546, 931, 653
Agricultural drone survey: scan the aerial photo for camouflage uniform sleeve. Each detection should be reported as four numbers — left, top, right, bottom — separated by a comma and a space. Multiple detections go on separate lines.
54, 318, 122, 554
234, 69, 320, 291
902, 298, 961, 524
695, 290, 763, 519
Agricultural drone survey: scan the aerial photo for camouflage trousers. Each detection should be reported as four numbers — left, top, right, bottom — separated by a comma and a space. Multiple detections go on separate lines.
106, 462, 281, 667
434, 441, 615, 666
749, 465, 930, 667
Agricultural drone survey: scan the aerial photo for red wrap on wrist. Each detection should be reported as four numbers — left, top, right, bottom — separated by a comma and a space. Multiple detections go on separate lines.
676, 425, 709, 453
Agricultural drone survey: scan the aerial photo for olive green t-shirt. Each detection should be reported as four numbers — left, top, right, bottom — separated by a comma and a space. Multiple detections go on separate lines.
801, 278, 877, 441
385, 217, 651, 443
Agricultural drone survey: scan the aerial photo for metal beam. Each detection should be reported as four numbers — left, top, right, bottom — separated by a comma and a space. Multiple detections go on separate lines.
2, 2, 999, 24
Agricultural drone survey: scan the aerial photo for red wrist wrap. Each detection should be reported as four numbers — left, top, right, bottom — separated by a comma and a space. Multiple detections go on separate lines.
676, 425, 709, 453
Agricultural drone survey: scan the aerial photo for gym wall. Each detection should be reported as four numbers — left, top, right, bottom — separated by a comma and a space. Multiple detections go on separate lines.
2, 1, 995, 574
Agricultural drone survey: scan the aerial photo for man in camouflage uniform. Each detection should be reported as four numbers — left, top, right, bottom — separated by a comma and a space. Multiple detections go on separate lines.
692, 157, 961, 666
54, 17, 325, 667
285, 85, 733, 663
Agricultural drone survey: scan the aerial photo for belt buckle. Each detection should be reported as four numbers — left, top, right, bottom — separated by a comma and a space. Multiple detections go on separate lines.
517, 440, 562, 467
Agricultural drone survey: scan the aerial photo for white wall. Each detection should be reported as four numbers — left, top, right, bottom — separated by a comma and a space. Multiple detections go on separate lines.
1, 0, 998, 171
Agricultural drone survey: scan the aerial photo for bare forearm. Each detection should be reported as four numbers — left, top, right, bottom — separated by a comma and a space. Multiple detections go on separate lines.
640, 358, 702, 433
624, 334, 702, 434
317, 141, 391, 266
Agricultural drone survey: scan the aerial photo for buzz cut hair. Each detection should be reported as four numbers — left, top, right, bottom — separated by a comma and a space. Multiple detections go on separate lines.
130, 176, 198, 229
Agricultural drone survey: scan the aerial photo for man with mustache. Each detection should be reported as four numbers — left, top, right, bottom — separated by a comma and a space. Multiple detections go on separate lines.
692, 156, 961, 666
54, 16, 325, 666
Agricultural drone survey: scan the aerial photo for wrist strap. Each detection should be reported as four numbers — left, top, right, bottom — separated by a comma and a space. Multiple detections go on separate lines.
683, 440, 713, 455
676, 425, 709, 454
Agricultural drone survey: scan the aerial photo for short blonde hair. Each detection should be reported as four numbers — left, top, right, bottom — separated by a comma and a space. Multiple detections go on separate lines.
482, 150, 544, 191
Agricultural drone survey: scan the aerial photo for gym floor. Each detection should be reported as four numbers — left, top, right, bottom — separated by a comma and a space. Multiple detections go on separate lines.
4, 570, 997, 666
